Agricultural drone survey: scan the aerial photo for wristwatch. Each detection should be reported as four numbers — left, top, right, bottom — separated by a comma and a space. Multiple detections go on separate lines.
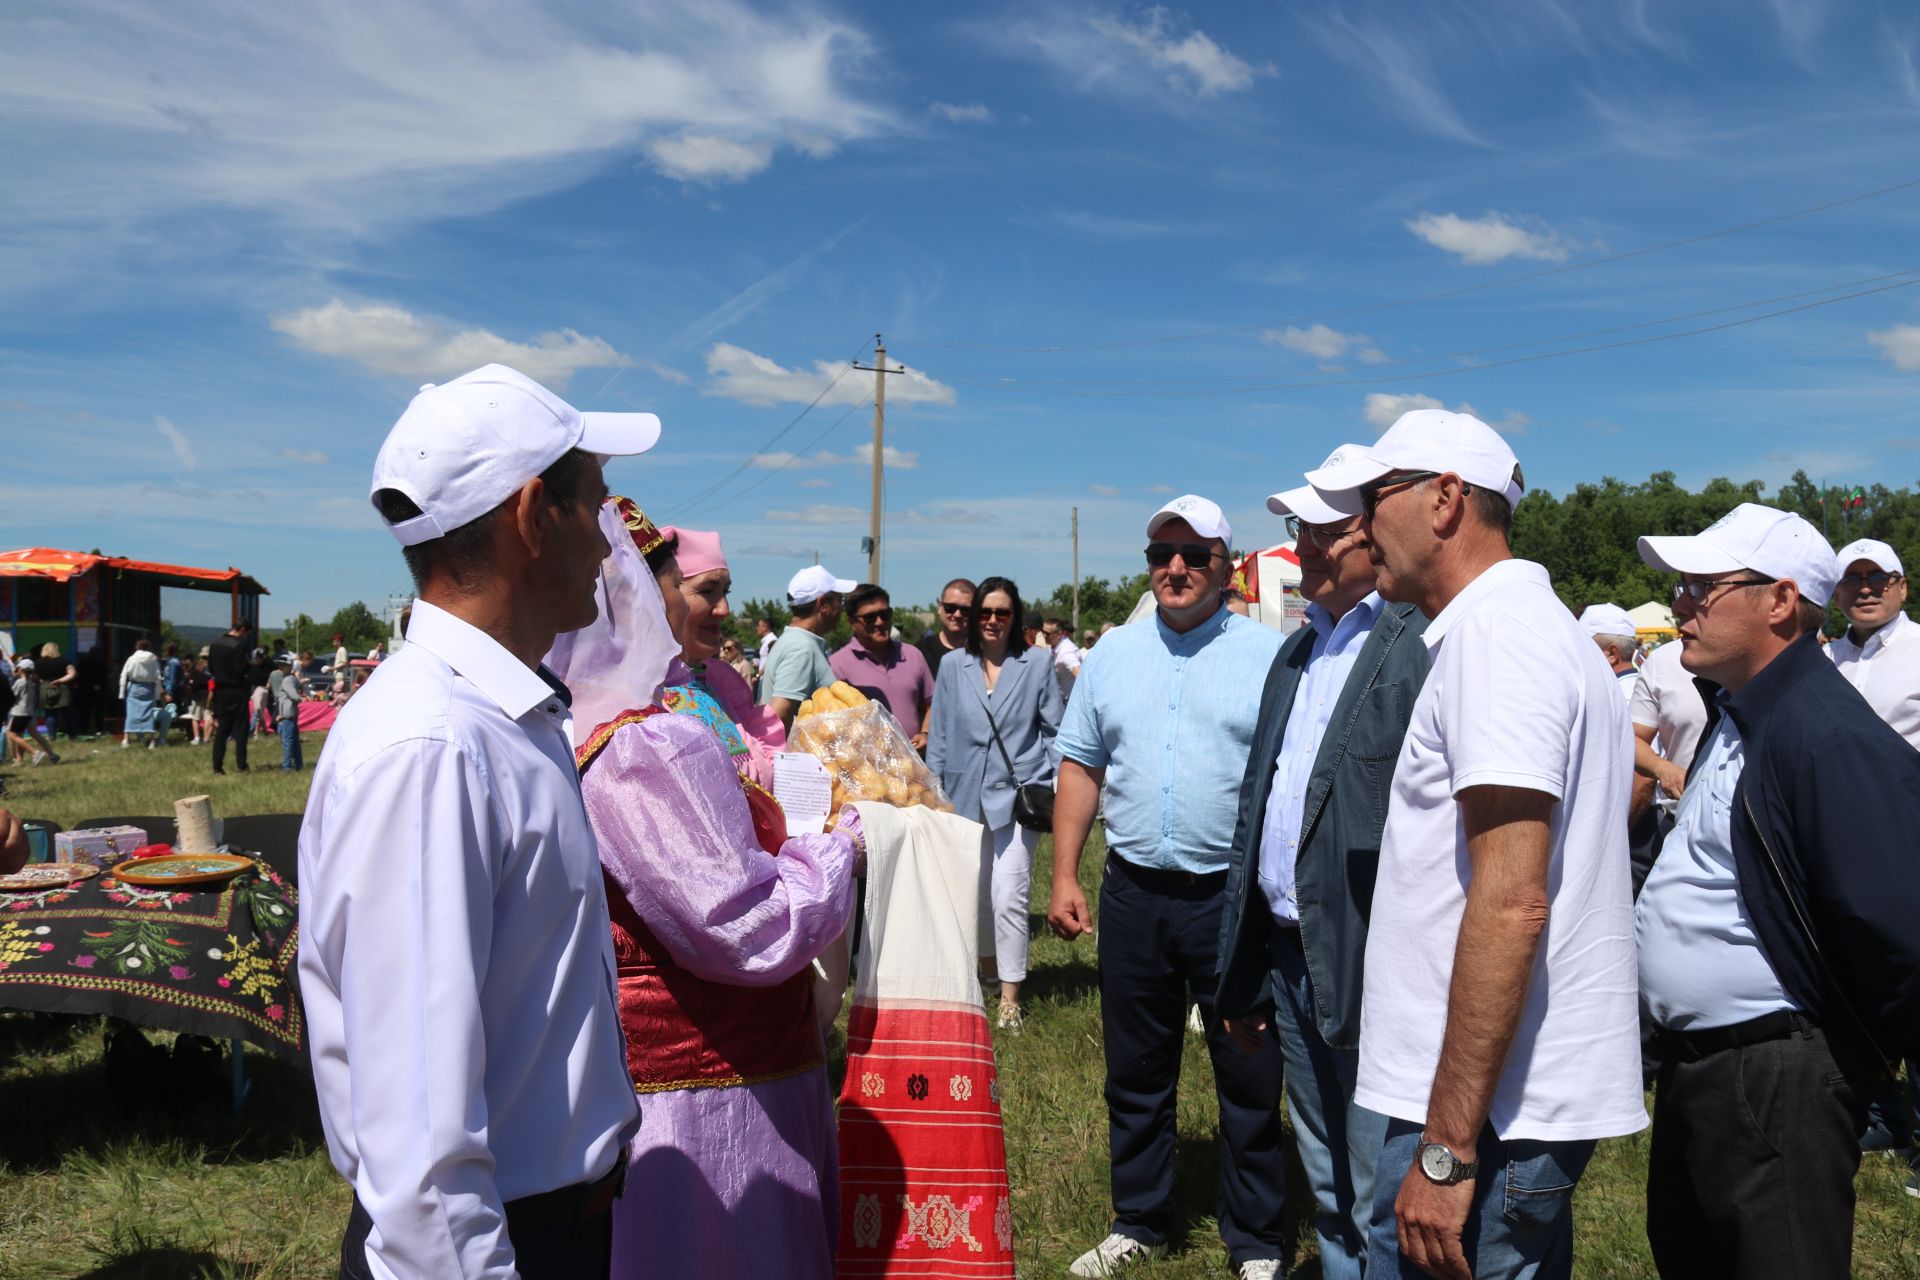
1417, 1140, 1479, 1186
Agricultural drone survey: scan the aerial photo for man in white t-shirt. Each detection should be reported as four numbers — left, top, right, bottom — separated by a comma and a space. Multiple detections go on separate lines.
1041, 617, 1081, 696
1307, 410, 1645, 1280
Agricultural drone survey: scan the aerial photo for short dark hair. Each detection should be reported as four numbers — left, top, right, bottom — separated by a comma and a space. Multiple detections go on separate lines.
967, 576, 1029, 658
845, 583, 890, 619
1045, 616, 1067, 629
643, 531, 679, 578
374, 447, 597, 592
1796, 598, 1827, 635
790, 594, 837, 621
1467, 484, 1513, 543
163, 641, 177, 656
940, 577, 976, 599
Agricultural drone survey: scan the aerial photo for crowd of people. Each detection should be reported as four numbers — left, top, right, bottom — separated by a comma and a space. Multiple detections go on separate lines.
288, 363, 1918, 1280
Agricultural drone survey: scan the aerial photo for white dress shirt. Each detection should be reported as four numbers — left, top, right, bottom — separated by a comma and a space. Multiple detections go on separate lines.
1355, 560, 1645, 1142
1257, 593, 1380, 923
299, 599, 639, 1279
1828, 611, 1920, 751
1636, 711, 1796, 1030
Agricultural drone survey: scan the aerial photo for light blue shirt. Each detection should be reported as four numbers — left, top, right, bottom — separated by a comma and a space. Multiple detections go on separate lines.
1635, 708, 1797, 1029
1056, 603, 1283, 875
1257, 593, 1381, 922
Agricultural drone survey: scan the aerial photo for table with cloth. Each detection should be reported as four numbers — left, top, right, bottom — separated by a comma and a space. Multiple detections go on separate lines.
0, 860, 303, 1064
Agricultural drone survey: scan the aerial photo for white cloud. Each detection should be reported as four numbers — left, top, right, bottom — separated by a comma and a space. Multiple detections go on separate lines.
154, 415, 196, 470
1363, 392, 1531, 435
755, 442, 918, 471
644, 134, 774, 184
1407, 212, 1570, 266
271, 299, 630, 387
643, 361, 692, 386
991, 7, 1267, 108
1147, 483, 1176, 494
1868, 324, 1920, 372
1020, 208, 1194, 240
703, 343, 956, 408
1088, 482, 1122, 496
762, 504, 865, 524
930, 102, 994, 123
281, 448, 330, 465
798, 476, 832, 489
1305, 13, 1488, 147
1263, 323, 1386, 363
1091, 8, 1261, 97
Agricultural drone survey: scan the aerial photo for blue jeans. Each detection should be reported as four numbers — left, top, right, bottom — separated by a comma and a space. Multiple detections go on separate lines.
1270, 927, 1383, 1280
1368, 1118, 1594, 1280
278, 717, 302, 771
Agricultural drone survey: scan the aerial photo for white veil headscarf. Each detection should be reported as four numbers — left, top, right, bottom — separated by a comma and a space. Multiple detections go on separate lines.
543, 498, 683, 750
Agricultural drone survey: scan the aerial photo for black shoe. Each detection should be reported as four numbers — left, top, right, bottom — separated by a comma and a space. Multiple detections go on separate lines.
212, 768, 226, 776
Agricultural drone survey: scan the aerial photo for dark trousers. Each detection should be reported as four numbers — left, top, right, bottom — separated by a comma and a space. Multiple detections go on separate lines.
339, 1193, 612, 1280
211, 696, 249, 772
1098, 856, 1288, 1266
1647, 1016, 1870, 1279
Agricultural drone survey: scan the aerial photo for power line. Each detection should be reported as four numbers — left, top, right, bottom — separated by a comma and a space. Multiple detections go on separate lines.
924, 275, 1920, 399
682, 395, 874, 520
895, 176, 1920, 354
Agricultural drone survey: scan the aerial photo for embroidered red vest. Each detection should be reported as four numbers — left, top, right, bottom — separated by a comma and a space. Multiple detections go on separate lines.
579, 706, 822, 1093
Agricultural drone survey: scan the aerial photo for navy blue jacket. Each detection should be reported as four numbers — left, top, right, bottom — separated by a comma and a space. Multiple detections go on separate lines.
1215, 601, 1431, 1049
1707, 631, 1920, 1065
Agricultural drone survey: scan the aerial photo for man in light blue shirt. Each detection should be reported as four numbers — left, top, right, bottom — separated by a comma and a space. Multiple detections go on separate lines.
1048, 494, 1288, 1280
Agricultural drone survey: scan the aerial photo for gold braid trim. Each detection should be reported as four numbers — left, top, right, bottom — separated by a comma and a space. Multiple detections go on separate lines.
575, 706, 668, 777
611, 495, 665, 558
632, 1056, 824, 1095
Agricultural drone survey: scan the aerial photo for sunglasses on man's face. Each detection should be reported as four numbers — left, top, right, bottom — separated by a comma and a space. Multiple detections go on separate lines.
855, 608, 893, 627
939, 600, 972, 615
1144, 542, 1220, 569
1840, 571, 1903, 591
1357, 471, 1443, 519
978, 607, 1014, 621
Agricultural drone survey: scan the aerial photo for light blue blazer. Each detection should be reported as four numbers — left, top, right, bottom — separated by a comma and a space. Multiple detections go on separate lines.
924, 645, 1065, 830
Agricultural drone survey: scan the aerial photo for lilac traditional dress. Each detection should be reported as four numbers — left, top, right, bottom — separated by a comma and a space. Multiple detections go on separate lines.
547, 498, 858, 1280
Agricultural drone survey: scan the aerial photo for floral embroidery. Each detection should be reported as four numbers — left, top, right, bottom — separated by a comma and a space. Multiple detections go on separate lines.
948, 1072, 972, 1102
860, 1071, 885, 1098
898, 1193, 983, 1253
993, 1196, 1014, 1252
0, 921, 55, 970
77, 918, 191, 975
906, 1072, 930, 1101
220, 933, 282, 1003
852, 1193, 883, 1249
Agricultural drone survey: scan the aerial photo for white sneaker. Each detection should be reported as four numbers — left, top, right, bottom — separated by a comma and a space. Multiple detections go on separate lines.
1238, 1261, 1282, 1280
1187, 1003, 1205, 1034
997, 1003, 1024, 1035
1068, 1233, 1165, 1277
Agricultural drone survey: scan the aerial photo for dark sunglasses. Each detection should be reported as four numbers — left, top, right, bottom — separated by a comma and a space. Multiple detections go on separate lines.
855, 608, 893, 626
1357, 470, 1443, 518
939, 601, 972, 615
1839, 571, 1902, 590
1144, 541, 1221, 569
978, 606, 1014, 620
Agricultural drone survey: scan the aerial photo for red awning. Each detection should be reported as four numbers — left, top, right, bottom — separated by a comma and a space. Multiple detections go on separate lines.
0, 548, 269, 595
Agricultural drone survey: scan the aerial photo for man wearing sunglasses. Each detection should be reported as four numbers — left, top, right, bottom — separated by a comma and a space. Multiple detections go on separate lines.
1050, 494, 1290, 1280
1634, 505, 1920, 1277
916, 577, 976, 678
830, 583, 935, 750
1213, 449, 1433, 1280
1305, 410, 1645, 1280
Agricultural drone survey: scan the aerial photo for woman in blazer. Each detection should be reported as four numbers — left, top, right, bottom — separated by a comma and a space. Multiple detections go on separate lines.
926, 576, 1065, 1029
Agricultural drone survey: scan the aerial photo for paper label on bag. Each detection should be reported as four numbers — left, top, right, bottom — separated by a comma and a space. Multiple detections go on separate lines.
773, 752, 833, 835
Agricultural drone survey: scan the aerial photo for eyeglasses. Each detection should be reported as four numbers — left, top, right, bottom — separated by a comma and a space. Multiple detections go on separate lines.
1284, 515, 1361, 550
1357, 471, 1442, 519
1144, 541, 1222, 569
1673, 576, 1776, 607
978, 607, 1014, 621
939, 601, 972, 615
1839, 571, 1903, 591
855, 608, 893, 626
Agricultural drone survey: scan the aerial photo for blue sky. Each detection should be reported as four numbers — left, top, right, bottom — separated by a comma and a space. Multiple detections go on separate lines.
5, 0, 1920, 623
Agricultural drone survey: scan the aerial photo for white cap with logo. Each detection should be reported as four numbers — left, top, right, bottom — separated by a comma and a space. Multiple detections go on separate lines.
1304, 409, 1524, 510
1835, 538, 1904, 576
1637, 503, 1841, 607
1147, 494, 1232, 545
1578, 603, 1638, 639
787, 564, 857, 606
370, 364, 662, 547
1267, 445, 1368, 525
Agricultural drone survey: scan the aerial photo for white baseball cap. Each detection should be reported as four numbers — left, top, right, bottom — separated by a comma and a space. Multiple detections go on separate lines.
1305, 409, 1524, 510
370, 364, 662, 547
14, 658, 33, 673
1578, 603, 1638, 639
1637, 503, 1841, 607
1267, 445, 1367, 525
787, 564, 857, 606
1835, 538, 1904, 576
1147, 494, 1232, 545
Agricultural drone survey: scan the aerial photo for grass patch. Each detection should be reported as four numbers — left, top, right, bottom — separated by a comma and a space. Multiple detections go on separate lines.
2, 741, 1915, 1276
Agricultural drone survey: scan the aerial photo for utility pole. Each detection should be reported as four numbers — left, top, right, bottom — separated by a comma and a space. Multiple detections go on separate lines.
853, 335, 906, 584
1071, 506, 1080, 633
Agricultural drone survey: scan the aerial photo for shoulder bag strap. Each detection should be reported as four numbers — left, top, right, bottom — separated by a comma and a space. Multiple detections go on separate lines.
974, 677, 1020, 780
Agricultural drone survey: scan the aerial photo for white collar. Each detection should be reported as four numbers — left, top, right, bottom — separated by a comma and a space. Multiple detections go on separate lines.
1305, 590, 1382, 639
404, 599, 560, 720
1847, 609, 1914, 656
1421, 559, 1551, 652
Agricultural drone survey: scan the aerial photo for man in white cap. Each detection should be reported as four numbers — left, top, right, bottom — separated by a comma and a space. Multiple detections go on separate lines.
760, 563, 855, 731
1048, 495, 1289, 1279
1306, 410, 1645, 1280
1634, 504, 1920, 1276
1578, 603, 1642, 699
299, 364, 659, 1279
1214, 450, 1434, 1280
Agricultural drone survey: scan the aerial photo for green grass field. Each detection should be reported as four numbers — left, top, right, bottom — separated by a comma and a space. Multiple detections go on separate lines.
1, 739, 1915, 1278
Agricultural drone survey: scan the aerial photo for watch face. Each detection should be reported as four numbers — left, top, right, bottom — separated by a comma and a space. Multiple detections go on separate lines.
1419, 1143, 1454, 1182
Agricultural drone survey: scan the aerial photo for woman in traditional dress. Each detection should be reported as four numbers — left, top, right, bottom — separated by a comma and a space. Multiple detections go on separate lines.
117, 637, 165, 748
545, 497, 859, 1280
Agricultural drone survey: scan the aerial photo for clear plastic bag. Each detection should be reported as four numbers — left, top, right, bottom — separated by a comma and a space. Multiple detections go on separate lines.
786, 700, 954, 814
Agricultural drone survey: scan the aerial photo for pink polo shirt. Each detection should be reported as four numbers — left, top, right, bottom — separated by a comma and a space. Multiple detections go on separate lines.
830, 640, 935, 733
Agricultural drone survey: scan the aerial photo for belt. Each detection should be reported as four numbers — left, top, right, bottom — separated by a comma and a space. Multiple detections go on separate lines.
1108, 854, 1228, 890
502, 1159, 625, 1230
1653, 1009, 1814, 1063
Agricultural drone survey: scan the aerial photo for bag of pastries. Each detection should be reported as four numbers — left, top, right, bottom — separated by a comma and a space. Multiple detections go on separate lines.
786, 681, 954, 814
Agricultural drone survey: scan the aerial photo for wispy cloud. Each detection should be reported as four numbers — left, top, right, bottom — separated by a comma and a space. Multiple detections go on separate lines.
1263, 323, 1386, 364
281, 448, 330, 465
930, 101, 995, 123
756, 442, 918, 471
665, 215, 870, 351
1406, 211, 1569, 265
1017, 207, 1197, 240
1889, 24, 1920, 108
762, 504, 865, 524
154, 415, 197, 471
644, 135, 774, 184
1363, 392, 1531, 436
703, 343, 955, 408
1304, 13, 1490, 147
1868, 325, 1920, 372
271, 299, 630, 387
988, 5, 1268, 108
1088, 482, 1122, 496
1090, 7, 1266, 97
1765, 0, 1827, 72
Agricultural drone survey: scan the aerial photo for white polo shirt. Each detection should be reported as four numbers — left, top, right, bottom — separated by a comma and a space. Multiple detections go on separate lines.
1628, 640, 1710, 812
1828, 611, 1920, 751
1355, 559, 1646, 1142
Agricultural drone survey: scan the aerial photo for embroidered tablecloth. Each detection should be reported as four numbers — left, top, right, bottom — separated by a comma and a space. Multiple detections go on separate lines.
0, 861, 303, 1058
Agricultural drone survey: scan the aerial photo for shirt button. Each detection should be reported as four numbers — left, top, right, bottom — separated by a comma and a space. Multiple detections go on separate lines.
546, 704, 559, 714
